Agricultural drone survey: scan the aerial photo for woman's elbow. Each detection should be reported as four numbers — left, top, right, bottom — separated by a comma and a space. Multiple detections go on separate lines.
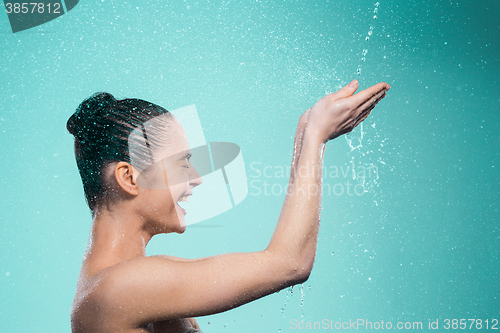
263, 250, 314, 286
285, 258, 313, 285
296, 261, 313, 283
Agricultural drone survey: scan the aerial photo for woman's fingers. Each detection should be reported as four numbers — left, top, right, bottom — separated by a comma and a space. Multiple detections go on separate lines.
351, 92, 386, 130
311, 80, 390, 142
358, 88, 387, 116
351, 86, 387, 122
349, 82, 390, 109
356, 92, 385, 123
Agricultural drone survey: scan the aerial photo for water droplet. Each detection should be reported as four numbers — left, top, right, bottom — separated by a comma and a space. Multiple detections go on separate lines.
281, 286, 294, 313
356, 3, 380, 76
300, 284, 305, 317
5, 272, 10, 277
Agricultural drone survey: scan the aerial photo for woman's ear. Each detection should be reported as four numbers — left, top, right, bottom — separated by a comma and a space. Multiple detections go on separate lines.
114, 162, 140, 196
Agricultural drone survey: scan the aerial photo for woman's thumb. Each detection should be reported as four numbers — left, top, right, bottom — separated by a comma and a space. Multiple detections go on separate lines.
345, 79, 359, 92
333, 79, 359, 99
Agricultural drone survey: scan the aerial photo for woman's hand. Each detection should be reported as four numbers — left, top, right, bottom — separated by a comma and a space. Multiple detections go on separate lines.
305, 79, 390, 143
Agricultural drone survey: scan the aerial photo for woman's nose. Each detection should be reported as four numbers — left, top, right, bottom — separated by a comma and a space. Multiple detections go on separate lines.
189, 166, 203, 187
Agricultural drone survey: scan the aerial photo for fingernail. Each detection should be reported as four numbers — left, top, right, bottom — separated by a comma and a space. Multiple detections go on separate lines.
348, 79, 358, 88
386, 84, 391, 91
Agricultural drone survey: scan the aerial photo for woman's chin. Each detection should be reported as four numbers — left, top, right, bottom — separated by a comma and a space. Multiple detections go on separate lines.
175, 225, 187, 234
174, 205, 187, 233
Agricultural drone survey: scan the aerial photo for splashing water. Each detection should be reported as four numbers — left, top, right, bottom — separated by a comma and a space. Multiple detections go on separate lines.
280, 286, 294, 315
300, 284, 305, 318
345, 125, 383, 197
345, 123, 365, 152
349, 3, 380, 151
357, 2, 380, 76
280, 284, 307, 321
346, 1, 382, 190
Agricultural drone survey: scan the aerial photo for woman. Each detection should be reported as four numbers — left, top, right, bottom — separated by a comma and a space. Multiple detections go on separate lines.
68, 79, 390, 333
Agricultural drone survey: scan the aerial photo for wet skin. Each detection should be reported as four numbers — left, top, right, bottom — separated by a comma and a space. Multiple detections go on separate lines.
71, 80, 390, 333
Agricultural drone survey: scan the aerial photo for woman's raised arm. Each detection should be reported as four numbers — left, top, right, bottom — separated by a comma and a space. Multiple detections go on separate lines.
266, 79, 389, 275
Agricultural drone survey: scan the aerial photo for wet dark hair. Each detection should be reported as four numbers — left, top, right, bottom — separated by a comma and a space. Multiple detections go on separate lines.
67, 92, 172, 212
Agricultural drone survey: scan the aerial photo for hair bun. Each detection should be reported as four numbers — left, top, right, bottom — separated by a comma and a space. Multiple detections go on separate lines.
67, 92, 117, 138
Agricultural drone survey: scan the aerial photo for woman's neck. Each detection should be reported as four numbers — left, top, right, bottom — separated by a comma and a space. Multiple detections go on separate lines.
81, 204, 152, 279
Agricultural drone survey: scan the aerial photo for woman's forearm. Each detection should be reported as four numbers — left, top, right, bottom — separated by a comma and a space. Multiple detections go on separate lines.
266, 126, 326, 280
265, 80, 389, 283
288, 110, 308, 186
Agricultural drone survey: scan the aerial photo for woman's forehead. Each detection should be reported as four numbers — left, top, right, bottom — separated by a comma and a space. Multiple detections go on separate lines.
157, 118, 190, 160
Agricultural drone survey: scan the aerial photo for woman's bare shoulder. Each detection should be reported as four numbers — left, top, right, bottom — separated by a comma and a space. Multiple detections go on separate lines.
72, 251, 298, 332
71, 256, 182, 332
73, 256, 186, 305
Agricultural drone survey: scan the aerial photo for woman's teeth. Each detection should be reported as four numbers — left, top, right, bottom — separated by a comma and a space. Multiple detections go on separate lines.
177, 195, 189, 210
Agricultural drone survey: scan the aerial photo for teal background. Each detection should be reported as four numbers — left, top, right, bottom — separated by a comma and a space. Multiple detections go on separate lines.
1, 0, 498, 332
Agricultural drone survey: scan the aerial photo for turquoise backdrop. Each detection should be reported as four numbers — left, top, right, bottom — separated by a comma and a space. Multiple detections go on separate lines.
1, 0, 498, 332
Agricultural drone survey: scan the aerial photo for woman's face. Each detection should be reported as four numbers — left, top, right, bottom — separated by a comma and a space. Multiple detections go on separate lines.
138, 117, 202, 234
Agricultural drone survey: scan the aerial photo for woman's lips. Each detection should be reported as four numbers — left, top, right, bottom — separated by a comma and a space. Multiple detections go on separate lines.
177, 193, 191, 215
177, 203, 187, 215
